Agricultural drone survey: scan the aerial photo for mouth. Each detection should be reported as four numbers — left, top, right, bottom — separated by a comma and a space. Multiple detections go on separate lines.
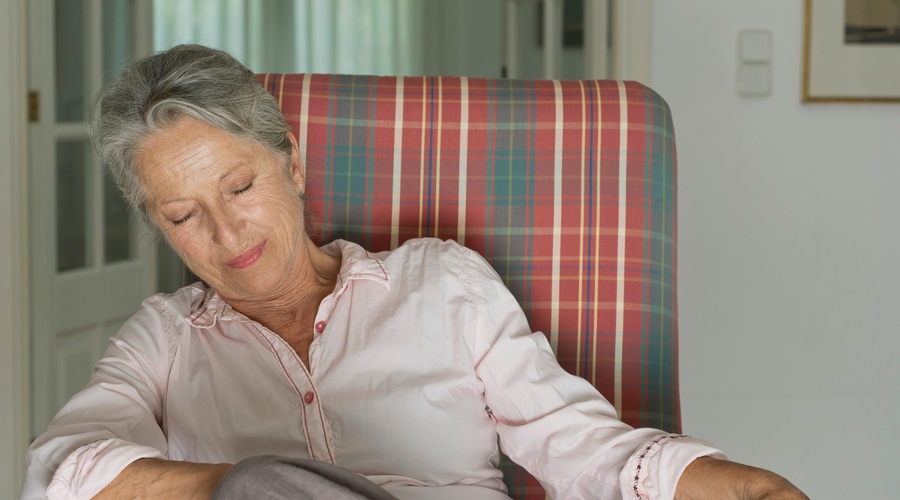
227, 240, 267, 269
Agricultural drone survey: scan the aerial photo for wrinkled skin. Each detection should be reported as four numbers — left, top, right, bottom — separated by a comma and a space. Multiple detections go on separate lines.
136, 117, 337, 314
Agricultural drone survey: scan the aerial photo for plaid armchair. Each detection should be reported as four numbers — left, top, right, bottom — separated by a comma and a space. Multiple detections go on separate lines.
258, 73, 681, 499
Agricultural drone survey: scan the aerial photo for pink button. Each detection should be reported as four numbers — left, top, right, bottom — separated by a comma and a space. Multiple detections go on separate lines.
304, 391, 315, 404
314, 321, 326, 333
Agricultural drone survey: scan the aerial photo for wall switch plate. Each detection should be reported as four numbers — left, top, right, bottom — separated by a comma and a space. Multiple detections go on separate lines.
738, 65, 771, 96
737, 29, 772, 97
739, 29, 771, 63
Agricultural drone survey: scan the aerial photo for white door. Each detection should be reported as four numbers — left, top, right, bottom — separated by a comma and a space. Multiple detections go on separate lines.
28, 0, 156, 438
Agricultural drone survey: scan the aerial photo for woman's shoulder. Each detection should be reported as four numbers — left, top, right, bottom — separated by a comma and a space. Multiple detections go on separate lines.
330, 237, 471, 269
140, 281, 210, 318
380, 237, 476, 269
115, 282, 209, 345
331, 237, 501, 292
385, 238, 503, 290
391, 237, 469, 257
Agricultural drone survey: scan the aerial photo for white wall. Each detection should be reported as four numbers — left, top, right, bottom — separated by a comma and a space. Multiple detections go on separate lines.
649, 2, 900, 498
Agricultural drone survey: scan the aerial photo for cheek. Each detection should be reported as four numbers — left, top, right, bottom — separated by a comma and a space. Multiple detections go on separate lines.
245, 190, 305, 231
166, 231, 208, 266
275, 200, 306, 239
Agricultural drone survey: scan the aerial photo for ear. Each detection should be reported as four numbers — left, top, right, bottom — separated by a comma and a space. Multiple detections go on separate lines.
286, 130, 305, 191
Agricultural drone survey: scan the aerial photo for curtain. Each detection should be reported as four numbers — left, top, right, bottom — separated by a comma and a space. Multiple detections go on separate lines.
153, 0, 426, 75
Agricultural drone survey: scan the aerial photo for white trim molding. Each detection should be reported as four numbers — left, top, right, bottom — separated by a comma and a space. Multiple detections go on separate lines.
611, 0, 652, 85
583, 0, 611, 79
0, 0, 31, 498
0, 0, 31, 496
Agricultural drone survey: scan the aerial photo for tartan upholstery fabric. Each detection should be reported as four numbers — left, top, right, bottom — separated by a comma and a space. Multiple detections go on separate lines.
258, 73, 681, 500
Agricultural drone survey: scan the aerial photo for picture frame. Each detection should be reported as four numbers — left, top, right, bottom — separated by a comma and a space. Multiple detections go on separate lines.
803, 0, 900, 102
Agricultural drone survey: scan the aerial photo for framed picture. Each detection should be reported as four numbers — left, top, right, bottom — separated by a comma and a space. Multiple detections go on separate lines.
803, 0, 900, 102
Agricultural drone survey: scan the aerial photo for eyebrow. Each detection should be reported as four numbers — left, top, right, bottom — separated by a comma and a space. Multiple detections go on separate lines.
218, 160, 250, 181
153, 162, 256, 209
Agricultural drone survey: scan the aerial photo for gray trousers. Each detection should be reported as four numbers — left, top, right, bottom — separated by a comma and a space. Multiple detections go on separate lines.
212, 456, 398, 500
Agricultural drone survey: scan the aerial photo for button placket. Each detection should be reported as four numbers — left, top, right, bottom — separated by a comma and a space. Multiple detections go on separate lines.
249, 322, 325, 461
309, 296, 337, 374
298, 382, 335, 463
298, 295, 337, 462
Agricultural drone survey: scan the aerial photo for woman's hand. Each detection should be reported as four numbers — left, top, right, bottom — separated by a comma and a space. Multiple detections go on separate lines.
675, 456, 809, 500
94, 458, 233, 499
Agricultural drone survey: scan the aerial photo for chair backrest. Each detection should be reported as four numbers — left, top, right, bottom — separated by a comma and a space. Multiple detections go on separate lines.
258, 73, 681, 499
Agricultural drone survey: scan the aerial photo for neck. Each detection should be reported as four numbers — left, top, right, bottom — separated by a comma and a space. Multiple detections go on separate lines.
226, 238, 342, 338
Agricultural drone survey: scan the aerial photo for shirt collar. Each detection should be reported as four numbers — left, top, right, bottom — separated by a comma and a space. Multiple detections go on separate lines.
321, 239, 391, 299
187, 286, 230, 329
187, 239, 391, 329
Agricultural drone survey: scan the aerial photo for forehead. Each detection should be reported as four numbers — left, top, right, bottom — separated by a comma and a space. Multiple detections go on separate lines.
135, 118, 271, 196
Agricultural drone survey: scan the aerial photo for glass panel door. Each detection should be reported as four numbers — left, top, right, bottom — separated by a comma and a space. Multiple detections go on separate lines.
55, 140, 91, 272
29, 0, 156, 437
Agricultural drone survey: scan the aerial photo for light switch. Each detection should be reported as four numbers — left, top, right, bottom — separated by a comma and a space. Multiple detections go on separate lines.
737, 65, 771, 96
737, 29, 772, 97
739, 29, 771, 63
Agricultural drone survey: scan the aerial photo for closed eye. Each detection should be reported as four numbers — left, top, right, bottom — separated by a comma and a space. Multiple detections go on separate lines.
234, 182, 253, 195
172, 212, 194, 226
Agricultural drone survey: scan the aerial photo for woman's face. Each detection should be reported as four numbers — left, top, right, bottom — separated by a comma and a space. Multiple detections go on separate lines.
136, 117, 308, 302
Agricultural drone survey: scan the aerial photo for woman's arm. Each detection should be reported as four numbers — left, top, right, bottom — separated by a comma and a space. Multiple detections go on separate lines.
95, 458, 233, 500
25, 296, 178, 498
456, 245, 805, 499
455, 245, 722, 498
675, 456, 808, 500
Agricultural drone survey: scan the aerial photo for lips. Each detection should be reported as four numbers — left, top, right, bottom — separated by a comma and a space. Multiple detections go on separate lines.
227, 240, 267, 269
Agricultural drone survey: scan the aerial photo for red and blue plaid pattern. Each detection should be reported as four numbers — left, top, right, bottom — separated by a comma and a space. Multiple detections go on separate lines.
259, 74, 681, 499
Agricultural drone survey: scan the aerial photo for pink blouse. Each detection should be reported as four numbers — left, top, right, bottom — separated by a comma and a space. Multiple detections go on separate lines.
23, 238, 723, 499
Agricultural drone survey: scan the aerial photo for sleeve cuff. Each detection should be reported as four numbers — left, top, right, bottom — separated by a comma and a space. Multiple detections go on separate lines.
47, 438, 166, 500
620, 434, 727, 500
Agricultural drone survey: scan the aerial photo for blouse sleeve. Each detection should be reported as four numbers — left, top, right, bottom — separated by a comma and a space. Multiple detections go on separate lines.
459, 246, 725, 499
22, 295, 175, 500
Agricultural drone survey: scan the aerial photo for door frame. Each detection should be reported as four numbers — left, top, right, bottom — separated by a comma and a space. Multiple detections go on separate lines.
611, 0, 652, 84
1, 0, 31, 495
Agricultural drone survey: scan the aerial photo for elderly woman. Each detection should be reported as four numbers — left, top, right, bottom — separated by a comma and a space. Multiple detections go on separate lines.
23, 45, 806, 500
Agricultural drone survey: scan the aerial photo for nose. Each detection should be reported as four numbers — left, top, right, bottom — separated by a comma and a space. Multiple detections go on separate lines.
209, 207, 244, 248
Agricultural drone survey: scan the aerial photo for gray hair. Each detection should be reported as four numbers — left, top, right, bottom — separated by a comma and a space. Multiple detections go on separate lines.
90, 44, 293, 223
